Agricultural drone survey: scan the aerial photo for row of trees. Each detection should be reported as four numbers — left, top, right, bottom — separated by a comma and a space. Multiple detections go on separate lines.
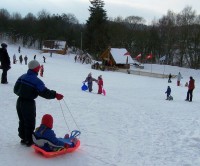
0, 0, 200, 68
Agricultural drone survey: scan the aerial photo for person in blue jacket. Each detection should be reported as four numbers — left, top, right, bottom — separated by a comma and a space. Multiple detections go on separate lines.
33, 114, 78, 152
83, 72, 97, 92
14, 60, 64, 146
165, 86, 171, 100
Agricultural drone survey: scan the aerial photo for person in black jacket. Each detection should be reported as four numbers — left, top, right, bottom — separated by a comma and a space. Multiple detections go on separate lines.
0, 43, 11, 84
14, 60, 64, 146
168, 73, 172, 83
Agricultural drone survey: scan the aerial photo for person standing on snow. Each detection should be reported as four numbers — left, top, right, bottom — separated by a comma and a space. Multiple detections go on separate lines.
185, 76, 195, 102
13, 54, 17, 64
0, 43, 11, 84
165, 86, 171, 100
83, 73, 97, 92
168, 73, 172, 83
24, 55, 28, 65
40, 64, 44, 77
97, 75, 103, 94
43, 56, 46, 63
177, 72, 183, 86
18, 46, 21, 53
19, 55, 23, 64
14, 60, 64, 146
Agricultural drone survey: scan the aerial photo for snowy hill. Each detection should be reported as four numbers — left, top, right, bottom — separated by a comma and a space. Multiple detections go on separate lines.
1, 44, 200, 166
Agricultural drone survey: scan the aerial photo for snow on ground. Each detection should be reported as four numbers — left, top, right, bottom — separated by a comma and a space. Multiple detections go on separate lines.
1, 44, 200, 166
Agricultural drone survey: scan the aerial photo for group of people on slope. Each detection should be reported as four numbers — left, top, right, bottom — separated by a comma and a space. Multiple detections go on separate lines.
167, 72, 195, 102
83, 72, 104, 94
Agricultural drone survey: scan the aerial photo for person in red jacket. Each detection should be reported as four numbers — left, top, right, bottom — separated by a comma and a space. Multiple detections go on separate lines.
40, 65, 44, 77
185, 76, 195, 102
97, 75, 103, 94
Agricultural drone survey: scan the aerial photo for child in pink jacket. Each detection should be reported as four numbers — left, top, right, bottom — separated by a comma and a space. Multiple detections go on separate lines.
97, 75, 103, 94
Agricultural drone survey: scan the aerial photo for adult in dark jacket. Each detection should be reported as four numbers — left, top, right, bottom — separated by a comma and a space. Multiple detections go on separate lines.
14, 60, 64, 146
168, 73, 172, 83
24, 55, 28, 65
185, 76, 195, 102
0, 43, 11, 84
83, 73, 97, 92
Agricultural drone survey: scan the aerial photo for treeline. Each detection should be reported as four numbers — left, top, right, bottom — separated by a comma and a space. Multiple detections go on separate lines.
0, 9, 82, 49
0, 2, 200, 68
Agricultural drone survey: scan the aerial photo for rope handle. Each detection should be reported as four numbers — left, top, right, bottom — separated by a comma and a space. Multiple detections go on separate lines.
59, 99, 81, 132
59, 101, 70, 132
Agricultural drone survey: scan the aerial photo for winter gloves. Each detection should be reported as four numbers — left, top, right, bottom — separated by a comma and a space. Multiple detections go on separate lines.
55, 93, 64, 100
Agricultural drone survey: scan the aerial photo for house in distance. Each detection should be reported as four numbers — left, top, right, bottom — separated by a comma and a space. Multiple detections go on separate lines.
100, 47, 137, 69
42, 40, 67, 55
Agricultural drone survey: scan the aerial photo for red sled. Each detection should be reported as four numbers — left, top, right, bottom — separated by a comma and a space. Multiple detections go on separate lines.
32, 140, 80, 158
102, 89, 106, 96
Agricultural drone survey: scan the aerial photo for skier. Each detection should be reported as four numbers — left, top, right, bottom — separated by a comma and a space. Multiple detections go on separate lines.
33, 114, 78, 152
14, 60, 64, 146
83, 73, 97, 92
97, 75, 103, 94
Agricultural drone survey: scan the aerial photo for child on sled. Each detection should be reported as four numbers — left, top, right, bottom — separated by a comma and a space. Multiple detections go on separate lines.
33, 114, 79, 152
165, 86, 173, 100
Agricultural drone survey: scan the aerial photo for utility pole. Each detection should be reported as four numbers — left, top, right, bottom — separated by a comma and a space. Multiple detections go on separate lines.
81, 32, 82, 51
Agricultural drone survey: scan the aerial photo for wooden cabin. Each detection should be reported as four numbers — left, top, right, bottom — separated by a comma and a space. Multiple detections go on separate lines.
99, 47, 136, 69
42, 40, 67, 55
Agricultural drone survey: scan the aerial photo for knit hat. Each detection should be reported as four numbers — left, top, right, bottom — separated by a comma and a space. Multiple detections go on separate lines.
88, 72, 92, 77
41, 114, 53, 129
28, 60, 40, 72
1, 43, 7, 48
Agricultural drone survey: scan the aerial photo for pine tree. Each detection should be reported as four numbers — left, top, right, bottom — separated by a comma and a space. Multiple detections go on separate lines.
85, 0, 109, 55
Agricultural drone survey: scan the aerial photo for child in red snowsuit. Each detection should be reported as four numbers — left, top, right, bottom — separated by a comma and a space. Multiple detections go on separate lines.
40, 65, 44, 77
97, 75, 103, 94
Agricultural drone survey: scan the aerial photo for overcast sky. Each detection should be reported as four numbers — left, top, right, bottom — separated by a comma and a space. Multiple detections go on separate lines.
1, 0, 200, 24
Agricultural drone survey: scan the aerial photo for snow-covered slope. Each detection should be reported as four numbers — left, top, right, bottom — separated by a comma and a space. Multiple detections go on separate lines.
1, 44, 200, 166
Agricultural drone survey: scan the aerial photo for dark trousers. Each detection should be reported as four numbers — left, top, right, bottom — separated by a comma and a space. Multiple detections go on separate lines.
186, 89, 194, 101
88, 83, 93, 92
1, 68, 8, 83
16, 97, 36, 142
